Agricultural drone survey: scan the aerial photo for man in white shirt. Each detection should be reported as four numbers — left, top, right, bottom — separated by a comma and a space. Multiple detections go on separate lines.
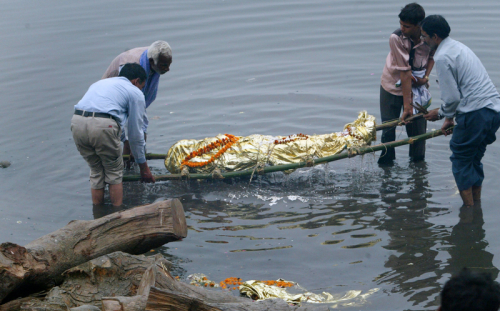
72, 63, 155, 207
422, 15, 500, 208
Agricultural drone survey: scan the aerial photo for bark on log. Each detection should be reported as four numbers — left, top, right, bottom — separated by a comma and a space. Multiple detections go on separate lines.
146, 287, 223, 311
101, 251, 246, 311
0, 297, 41, 311
15, 252, 161, 311
145, 287, 330, 311
0, 199, 187, 304
10, 252, 329, 311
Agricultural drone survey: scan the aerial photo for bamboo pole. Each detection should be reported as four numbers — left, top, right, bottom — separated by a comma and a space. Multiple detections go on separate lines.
122, 127, 447, 182
123, 153, 166, 161
123, 114, 426, 162
374, 113, 424, 130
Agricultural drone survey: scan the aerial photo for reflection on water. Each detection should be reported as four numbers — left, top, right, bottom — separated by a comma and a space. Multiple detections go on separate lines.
375, 162, 445, 306
444, 201, 498, 279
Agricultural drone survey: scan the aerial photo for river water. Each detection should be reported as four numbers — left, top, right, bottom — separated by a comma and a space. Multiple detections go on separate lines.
1, 1, 500, 309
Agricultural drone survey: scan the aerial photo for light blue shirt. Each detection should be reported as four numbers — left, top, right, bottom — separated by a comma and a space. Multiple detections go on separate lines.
435, 37, 500, 119
74, 77, 147, 163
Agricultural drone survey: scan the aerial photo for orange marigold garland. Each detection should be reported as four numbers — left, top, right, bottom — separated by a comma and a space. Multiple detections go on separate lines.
181, 134, 239, 168
274, 133, 308, 145
219, 277, 294, 290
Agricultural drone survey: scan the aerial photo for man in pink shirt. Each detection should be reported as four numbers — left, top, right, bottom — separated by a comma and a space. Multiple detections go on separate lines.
379, 3, 434, 165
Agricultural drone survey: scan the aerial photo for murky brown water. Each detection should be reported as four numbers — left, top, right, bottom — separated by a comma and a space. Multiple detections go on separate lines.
2, 1, 500, 309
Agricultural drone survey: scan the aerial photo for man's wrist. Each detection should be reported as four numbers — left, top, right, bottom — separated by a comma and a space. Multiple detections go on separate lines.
437, 110, 445, 120
139, 162, 149, 173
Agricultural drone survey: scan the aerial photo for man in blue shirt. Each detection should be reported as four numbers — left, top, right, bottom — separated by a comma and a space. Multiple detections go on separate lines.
72, 63, 155, 207
102, 41, 172, 163
422, 15, 500, 208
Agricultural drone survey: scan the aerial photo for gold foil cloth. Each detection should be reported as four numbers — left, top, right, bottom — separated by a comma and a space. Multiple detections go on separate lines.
239, 279, 379, 306
165, 111, 376, 174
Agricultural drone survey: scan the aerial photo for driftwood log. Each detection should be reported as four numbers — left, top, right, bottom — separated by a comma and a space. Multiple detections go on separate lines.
0, 199, 187, 305
10, 252, 328, 311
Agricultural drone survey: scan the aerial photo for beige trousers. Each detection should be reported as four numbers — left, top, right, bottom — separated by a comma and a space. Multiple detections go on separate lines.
71, 115, 123, 189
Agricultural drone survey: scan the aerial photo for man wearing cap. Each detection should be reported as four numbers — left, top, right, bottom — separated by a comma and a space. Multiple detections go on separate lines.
72, 63, 155, 207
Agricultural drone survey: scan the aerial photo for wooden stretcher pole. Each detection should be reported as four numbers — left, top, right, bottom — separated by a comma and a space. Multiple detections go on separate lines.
373, 113, 424, 131
123, 113, 426, 162
122, 127, 449, 182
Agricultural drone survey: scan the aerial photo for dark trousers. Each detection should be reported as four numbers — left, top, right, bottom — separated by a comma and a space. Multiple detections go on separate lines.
450, 108, 500, 191
379, 85, 426, 163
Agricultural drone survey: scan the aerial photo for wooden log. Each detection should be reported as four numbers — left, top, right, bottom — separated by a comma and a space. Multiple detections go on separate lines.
13, 252, 162, 311
11, 252, 328, 311
0, 199, 187, 304
102, 252, 247, 311
0, 297, 41, 311
146, 287, 223, 311
145, 287, 330, 311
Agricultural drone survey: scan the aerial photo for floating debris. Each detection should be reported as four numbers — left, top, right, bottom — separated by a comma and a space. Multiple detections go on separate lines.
187, 273, 218, 288
239, 279, 380, 306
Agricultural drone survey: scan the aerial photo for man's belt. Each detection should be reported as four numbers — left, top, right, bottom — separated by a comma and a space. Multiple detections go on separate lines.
74, 110, 120, 124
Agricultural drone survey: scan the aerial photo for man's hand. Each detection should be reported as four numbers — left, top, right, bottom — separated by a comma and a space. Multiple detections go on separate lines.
441, 117, 454, 136
412, 76, 429, 87
400, 70, 414, 124
424, 108, 440, 121
138, 162, 156, 183
401, 106, 413, 124
123, 140, 135, 169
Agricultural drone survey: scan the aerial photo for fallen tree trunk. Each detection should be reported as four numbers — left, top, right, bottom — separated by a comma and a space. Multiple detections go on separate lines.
12, 252, 328, 311
145, 287, 329, 311
0, 199, 187, 304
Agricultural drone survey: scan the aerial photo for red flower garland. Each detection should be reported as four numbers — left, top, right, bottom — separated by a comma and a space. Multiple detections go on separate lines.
274, 133, 309, 145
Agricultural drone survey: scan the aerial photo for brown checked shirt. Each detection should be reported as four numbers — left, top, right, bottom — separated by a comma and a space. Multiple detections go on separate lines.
381, 29, 434, 96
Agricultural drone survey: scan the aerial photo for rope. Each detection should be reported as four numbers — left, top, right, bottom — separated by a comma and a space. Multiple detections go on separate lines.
256, 163, 266, 175
348, 147, 360, 158
306, 158, 315, 167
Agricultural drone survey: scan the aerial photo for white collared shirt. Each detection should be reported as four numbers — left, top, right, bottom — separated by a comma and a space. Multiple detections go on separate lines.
435, 37, 500, 118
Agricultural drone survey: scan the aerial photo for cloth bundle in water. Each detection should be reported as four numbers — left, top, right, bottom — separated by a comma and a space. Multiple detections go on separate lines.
239, 279, 379, 305
164, 111, 376, 174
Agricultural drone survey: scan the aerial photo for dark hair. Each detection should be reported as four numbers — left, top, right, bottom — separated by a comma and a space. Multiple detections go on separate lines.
441, 268, 500, 311
398, 3, 425, 26
118, 63, 147, 82
421, 15, 451, 39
